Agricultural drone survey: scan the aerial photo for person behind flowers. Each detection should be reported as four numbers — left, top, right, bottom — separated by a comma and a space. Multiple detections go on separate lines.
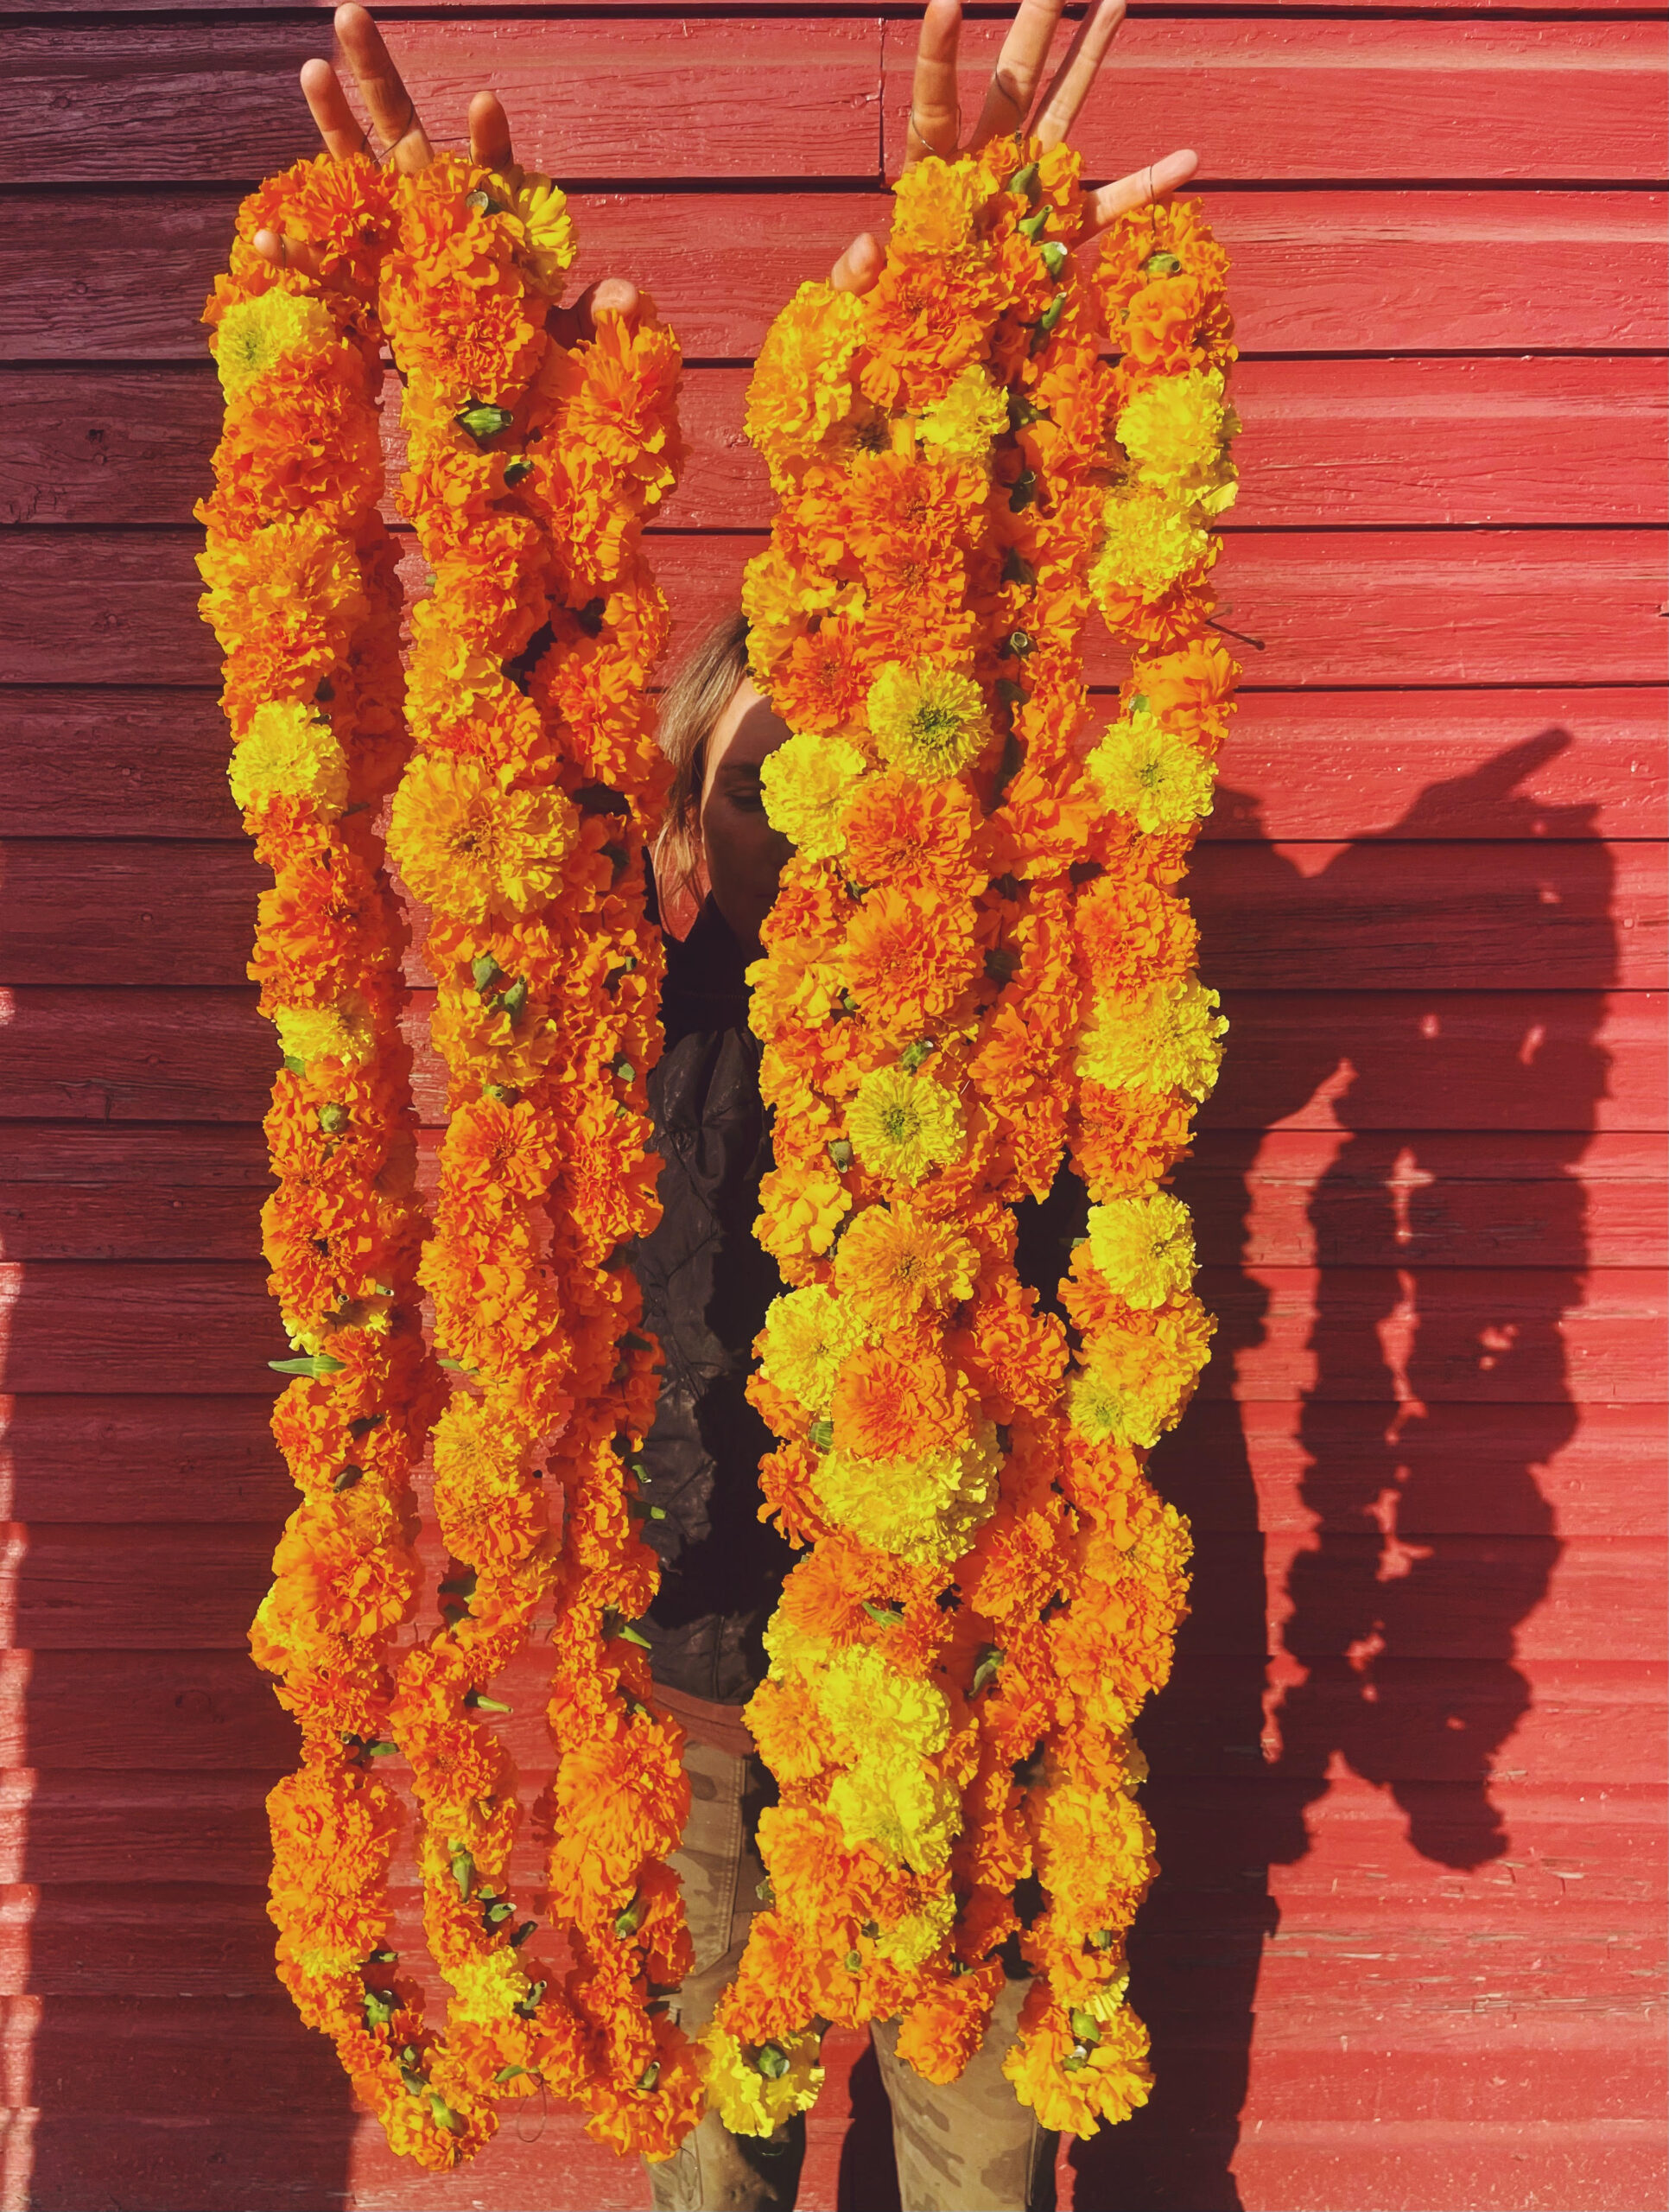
265, 6, 1196, 2207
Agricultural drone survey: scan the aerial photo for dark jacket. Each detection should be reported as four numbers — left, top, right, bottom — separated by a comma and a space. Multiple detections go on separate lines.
632, 891, 796, 1703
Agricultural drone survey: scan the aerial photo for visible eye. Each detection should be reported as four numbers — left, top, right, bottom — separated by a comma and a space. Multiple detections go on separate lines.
722, 769, 767, 815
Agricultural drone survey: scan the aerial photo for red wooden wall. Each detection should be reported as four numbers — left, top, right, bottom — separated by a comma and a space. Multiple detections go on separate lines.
1, 4, 1666, 2209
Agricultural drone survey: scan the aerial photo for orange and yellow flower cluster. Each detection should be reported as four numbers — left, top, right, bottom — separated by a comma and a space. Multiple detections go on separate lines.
714, 149, 1238, 2138
197, 153, 453, 2161
377, 153, 702, 2160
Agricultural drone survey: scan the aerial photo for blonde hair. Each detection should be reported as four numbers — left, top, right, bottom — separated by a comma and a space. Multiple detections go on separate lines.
654, 607, 751, 906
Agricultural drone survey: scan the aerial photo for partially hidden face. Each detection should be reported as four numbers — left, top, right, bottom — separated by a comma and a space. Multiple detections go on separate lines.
700, 677, 794, 952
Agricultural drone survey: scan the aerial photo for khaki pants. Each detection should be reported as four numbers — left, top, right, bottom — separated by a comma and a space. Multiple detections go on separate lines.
646, 1738, 1057, 2212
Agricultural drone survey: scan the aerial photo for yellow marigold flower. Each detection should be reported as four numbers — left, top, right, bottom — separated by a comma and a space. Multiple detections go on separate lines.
228, 698, 349, 817
701, 2022, 825, 2138
828, 1751, 962, 1874
1067, 1295, 1215, 1448
742, 542, 814, 681
818, 1420, 1002, 1565
1087, 707, 1215, 831
917, 363, 1010, 463
845, 1063, 965, 1185
213, 289, 337, 401
1116, 368, 1238, 515
746, 281, 866, 486
1086, 1191, 1196, 1311
875, 1891, 956, 1969
833, 1202, 979, 1330
758, 1285, 872, 1414
388, 756, 577, 924
508, 169, 576, 294
443, 1944, 534, 2026
817, 1644, 951, 1759
761, 731, 868, 861
891, 156, 989, 257
274, 994, 376, 1070
1090, 486, 1213, 607
866, 663, 989, 782
1076, 977, 1227, 1101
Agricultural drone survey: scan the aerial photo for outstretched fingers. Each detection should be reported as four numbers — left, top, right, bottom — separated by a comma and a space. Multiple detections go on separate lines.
1032, 0, 1126, 150
547, 276, 644, 348
335, 3, 433, 173
968, 0, 1065, 149
904, 0, 964, 163
468, 90, 515, 169
1083, 146, 1199, 234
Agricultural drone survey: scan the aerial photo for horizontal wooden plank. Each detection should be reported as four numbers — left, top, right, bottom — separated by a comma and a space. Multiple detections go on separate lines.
878, 18, 1669, 182
14, 20, 1662, 188
2, 1128, 1661, 1267
0, 1260, 1659, 1399
5, 189, 1663, 364
2, 835, 1655, 990
3, 1395, 1656, 1537
3, 686, 1662, 846
7, 524, 1668, 691
10, 358, 1666, 533
1, 987, 1659, 1130
0, 1675, 1659, 1882
1206, 2129, 1667, 2212
3, 19, 882, 187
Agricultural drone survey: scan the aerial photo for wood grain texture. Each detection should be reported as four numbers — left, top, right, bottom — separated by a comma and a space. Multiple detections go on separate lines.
6, 189, 1665, 363
878, 17, 1669, 182
3, 684, 1662, 844
2, 1127, 1659, 1264
1, 984, 1659, 1129
0, 1260, 1659, 1398
7, 524, 1668, 690
12, 19, 1663, 188
3, 18, 884, 186
9, 357, 1666, 531
2, 835, 1655, 989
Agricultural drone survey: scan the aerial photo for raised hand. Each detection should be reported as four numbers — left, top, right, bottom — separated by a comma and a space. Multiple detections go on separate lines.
829, 0, 1198, 295
255, 3, 638, 342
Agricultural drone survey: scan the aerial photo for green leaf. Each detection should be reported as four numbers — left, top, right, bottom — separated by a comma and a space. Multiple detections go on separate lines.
494, 2064, 526, 2084
463, 1689, 511, 1713
364, 1989, 397, 2028
281, 1053, 306, 1077
844, 1949, 863, 1974
499, 977, 529, 1021
972, 1644, 1005, 1696
1062, 2049, 1089, 2074
1069, 2007, 1103, 2045
484, 1084, 521, 1106
436, 1356, 479, 1376
455, 403, 515, 444
511, 1979, 547, 2019
450, 1849, 476, 1899
827, 1137, 854, 1173
899, 1038, 936, 1072
614, 1894, 644, 1939
1089, 1926, 1116, 1952
1009, 161, 1041, 202
508, 1919, 536, 1948
755, 2042, 790, 2082
1039, 241, 1069, 279
1143, 250, 1184, 276
318, 1103, 351, 1135
612, 1054, 635, 1083
757, 1878, 777, 1905
428, 2088, 467, 2133
1018, 208, 1050, 243
862, 1600, 904, 1629
808, 1417, 834, 1452
349, 1414, 385, 1440
333, 1465, 362, 1492
472, 953, 504, 992
1030, 296, 1066, 353
503, 458, 534, 486
439, 1571, 477, 1598
465, 188, 507, 216
270, 1353, 346, 1377
1000, 547, 1038, 588
1008, 468, 1039, 512
635, 2061, 662, 2094
984, 947, 1020, 985
365, 1739, 397, 1758
484, 1900, 513, 1928
604, 1611, 653, 1650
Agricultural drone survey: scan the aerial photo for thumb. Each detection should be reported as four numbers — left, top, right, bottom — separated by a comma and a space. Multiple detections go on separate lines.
830, 231, 885, 296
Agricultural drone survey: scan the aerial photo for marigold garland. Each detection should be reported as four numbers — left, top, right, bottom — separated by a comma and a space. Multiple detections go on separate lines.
714, 149, 1239, 2139
197, 153, 453, 2163
378, 153, 701, 2160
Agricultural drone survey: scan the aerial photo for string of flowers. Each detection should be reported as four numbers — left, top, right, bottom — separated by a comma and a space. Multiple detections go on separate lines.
196, 152, 453, 2162
705, 148, 1237, 2140
379, 151, 703, 2159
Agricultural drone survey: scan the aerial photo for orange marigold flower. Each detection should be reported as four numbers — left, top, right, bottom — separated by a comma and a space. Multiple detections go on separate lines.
842, 887, 981, 1039
841, 773, 983, 898
830, 1335, 974, 1460
832, 1201, 979, 1330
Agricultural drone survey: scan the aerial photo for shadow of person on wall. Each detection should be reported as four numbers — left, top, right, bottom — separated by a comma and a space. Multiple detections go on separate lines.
1069, 728, 1603, 2211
